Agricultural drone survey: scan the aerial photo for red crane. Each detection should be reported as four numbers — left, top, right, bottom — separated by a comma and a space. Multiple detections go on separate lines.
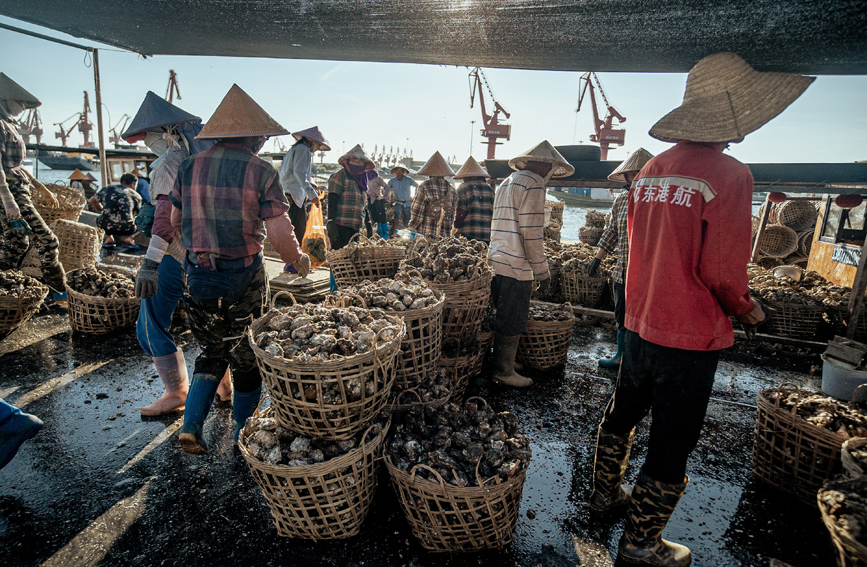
18, 108, 44, 145
78, 91, 94, 148
576, 72, 626, 160
165, 70, 181, 103
469, 67, 511, 160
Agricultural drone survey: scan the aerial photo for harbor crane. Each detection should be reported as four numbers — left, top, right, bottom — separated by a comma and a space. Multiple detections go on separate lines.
469, 67, 511, 160
166, 70, 181, 103
108, 114, 131, 147
54, 92, 95, 148
576, 72, 626, 160
18, 108, 43, 145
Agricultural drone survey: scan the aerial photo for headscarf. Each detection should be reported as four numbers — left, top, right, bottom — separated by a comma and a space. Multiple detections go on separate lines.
345, 162, 372, 193
0, 99, 24, 120
149, 144, 189, 199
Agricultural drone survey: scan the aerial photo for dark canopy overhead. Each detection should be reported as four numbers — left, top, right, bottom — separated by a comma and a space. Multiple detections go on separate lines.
2, 0, 866, 74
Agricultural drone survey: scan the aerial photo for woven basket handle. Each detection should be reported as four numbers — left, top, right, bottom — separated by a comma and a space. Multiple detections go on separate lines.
395, 388, 422, 406
465, 396, 488, 410
347, 232, 370, 248
24, 170, 60, 209
269, 290, 297, 310
344, 292, 367, 309
774, 381, 802, 413
359, 421, 383, 450
409, 463, 448, 488
374, 325, 401, 345
850, 384, 867, 405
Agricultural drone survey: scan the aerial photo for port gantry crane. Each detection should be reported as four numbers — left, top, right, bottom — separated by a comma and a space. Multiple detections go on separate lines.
108, 114, 131, 147
55, 91, 95, 148
469, 67, 511, 160
576, 72, 626, 161
18, 108, 43, 145
166, 70, 181, 103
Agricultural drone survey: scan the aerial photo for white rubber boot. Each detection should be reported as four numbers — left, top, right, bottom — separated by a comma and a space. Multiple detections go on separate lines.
140, 348, 189, 416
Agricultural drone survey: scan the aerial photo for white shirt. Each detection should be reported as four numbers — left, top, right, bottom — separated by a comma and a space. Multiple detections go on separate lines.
278, 143, 317, 208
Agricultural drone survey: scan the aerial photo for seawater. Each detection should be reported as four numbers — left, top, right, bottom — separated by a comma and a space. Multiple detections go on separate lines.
33, 162, 103, 187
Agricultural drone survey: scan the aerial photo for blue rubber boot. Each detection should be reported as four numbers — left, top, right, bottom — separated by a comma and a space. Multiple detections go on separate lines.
178, 374, 220, 455
232, 385, 262, 441
598, 330, 626, 369
0, 398, 44, 470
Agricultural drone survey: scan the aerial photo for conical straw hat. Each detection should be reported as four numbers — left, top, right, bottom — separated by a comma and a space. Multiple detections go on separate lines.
608, 148, 655, 182
417, 151, 455, 177
0, 73, 40, 108
68, 168, 89, 181
292, 126, 330, 151
85, 173, 97, 182
338, 144, 375, 171
196, 84, 289, 139
509, 141, 574, 178
453, 156, 489, 180
390, 164, 415, 175
123, 91, 201, 140
649, 52, 815, 144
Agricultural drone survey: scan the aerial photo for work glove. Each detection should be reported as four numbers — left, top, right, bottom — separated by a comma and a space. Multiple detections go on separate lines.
739, 300, 775, 340
135, 259, 160, 299
326, 220, 338, 246
293, 253, 311, 279
1, 188, 21, 220
587, 258, 602, 278
537, 276, 551, 294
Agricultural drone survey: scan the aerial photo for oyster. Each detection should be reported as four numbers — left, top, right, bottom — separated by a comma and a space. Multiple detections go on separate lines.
66, 266, 135, 298
0, 269, 45, 299
400, 236, 493, 284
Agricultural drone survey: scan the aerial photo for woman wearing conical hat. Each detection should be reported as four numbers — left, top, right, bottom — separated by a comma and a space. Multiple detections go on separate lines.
408, 151, 456, 239
326, 144, 376, 249
0, 73, 65, 292
169, 84, 309, 455
590, 53, 812, 567
452, 156, 495, 244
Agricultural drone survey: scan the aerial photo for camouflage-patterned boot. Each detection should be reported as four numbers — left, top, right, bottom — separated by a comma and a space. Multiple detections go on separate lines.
617, 471, 691, 566
589, 427, 634, 513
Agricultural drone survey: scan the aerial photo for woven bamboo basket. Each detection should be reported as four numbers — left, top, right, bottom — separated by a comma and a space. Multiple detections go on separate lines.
764, 300, 824, 340
778, 200, 819, 232
517, 303, 575, 370
561, 270, 608, 307
578, 227, 604, 246
65, 265, 140, 335
32, 181, 87, 224
756, 256, 784, 270
327, 234, 406, 289
758, 225, 799, 258
388, 381, 451, 413
428, 273, 493, 342
818, 477, 867, 567
532, 267, 561, 303
438, 341, 485, 403
239, 408, 389, 540
52, 219, 103, 271
753, 382, 850, 505
543, 226, 561, 244
783, 255, 809, 269
842, 437, 867, 479
799, 230, 815, 257
0, 282, 49, 339
249, 292, 405, 440
827, 306, 867, 341
548, 200, 565, 223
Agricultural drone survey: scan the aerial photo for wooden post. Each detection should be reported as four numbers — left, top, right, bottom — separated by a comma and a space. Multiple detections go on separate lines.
92, 48, 109, 186
751, 194, 772, 263
846, 238, 867, 339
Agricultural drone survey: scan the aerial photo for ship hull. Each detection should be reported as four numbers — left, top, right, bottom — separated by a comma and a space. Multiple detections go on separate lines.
38, 156, 99, 171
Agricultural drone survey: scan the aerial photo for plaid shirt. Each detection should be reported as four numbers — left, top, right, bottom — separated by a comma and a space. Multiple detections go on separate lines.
408, 177, 456, 238
170, 142, 290, 262
597, 190, 629, 283
327, 168, 366, 231
454, 181, 494, 242
0, 118, 27, 181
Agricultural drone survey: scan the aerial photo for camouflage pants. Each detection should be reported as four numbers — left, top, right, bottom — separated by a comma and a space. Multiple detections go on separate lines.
0, 178, 65, 290
183, 264, 268, 393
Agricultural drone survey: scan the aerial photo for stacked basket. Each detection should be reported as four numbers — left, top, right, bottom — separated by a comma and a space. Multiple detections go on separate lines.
517, 302, 575, 370
52, 219, 103, 272
578, 210, 607, 247
439, 339, 487, 402
0, 271, 49, 340
754, 199, 818, 268
327, 234, 405, 289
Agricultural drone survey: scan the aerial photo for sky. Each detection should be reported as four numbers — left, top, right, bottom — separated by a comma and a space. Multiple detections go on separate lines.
2, 15, 866, 166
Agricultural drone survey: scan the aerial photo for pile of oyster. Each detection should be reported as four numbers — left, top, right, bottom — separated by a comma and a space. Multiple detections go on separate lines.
0, 269, 45, 299
255, 303, 403, 363
66, 267, 135, 299
768, 389, 867, 438
401, 236, 493, 284
386, 399, 532, 485
820, 484, 867, 546
441, 337, 481, 359
748, 264, 851, 307
528, 302, 573, 322
585, 210, 609, 228
334, 276, 440, 312
552, 242, 615, 277
305, 236, 327, 262
241, 407, 388, 467
391, 368, 451, 407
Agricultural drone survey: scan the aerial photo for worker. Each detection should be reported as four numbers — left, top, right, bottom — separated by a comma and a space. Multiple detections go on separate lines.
278, 126, 329, 272
387, 164, 418, 237
408, 151, 456, 239
124, 92, 233, 417
0, 73, 65, 292
588, 148, 654, 369
89, 173, 143, 249
487, 141, 573, 387
0, 397, 42, 470
134, 171, 151, 203
590, 53, 810, 567
326, 144, 376, 250
367, 169, 390, 239
452, 156, 495, 243
170, 84, 309, 455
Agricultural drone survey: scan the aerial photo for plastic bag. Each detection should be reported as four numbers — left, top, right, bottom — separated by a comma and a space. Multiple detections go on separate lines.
302, 200, 328, 268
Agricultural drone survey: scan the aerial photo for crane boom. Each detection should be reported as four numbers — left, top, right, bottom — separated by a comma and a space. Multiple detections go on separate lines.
576, 72, 626, 160
166, 70, 181, 103
469, 67, 511, 160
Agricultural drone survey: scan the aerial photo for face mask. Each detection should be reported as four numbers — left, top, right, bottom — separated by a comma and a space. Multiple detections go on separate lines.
144, 131, 169, 157
0, 99, 24, 120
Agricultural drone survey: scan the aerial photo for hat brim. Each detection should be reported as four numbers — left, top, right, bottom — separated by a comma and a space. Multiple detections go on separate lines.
292, 132, 330, 151
508, 157, 574, 178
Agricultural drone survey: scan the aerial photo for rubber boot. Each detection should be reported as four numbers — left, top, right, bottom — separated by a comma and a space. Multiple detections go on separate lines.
590, 427, 635, 513
141, 349, 189, 417
617, 471, 691, 566
216, 368, 233, 403
492, 333, 533, 388
598, 329, 626, 369
232, 385, 262, 441
0, 398, 43, 470
178, 373, 220, 455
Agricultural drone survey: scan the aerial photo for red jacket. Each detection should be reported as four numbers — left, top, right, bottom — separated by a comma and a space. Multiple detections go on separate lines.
625, 142, 755, 351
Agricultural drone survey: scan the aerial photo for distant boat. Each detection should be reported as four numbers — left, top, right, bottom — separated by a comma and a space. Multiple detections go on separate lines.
547, 187, 614, 208
39, 155, 99, 171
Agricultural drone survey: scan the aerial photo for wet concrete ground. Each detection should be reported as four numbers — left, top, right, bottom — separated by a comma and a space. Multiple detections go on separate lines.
0, 307, 837, 567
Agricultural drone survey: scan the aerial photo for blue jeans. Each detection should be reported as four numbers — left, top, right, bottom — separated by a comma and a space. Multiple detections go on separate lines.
136, 255, 184, 358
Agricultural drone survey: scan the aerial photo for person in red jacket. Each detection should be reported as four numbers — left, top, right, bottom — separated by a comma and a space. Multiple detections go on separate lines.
588, 53, 814, 567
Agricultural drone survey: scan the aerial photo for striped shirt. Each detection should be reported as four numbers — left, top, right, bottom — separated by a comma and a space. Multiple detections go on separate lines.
170, 142, 290, 263
596, 190, 629, 283
327, 168, 367, 231
408, 177, 456, 239
454, 181, 495, 243
487, 171, 549, 282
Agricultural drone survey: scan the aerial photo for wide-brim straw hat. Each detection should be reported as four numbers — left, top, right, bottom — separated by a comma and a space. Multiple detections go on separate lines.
68, 168, 89, 181
649, 52, 815, 144
196, 84, 289, 140
389, 164, 414, 175
122, 91, 201, 140
338, 144, 375, 171
417, 151, 455, 177
292, 126, 331, 151
0, 73, 41, 109
608, 148, 655, 182
509, 141, 574, 178
453, 156, 489, 180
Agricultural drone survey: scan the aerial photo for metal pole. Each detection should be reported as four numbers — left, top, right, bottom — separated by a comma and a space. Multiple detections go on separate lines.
92, 49, 108, 186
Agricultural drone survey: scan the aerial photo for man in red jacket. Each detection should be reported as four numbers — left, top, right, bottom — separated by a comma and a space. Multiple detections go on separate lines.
588, 53, 814, 567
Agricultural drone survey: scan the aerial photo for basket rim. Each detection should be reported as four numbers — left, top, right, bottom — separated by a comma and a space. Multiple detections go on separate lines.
326, 233, 406, 263
64, 266, 140, 307
384, 454, 527, 494
389, 383, 452, 412
756, 383, 851, 444
0, 280, 50, 308
560, 270, 608, 283
329, 287, 446, 319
